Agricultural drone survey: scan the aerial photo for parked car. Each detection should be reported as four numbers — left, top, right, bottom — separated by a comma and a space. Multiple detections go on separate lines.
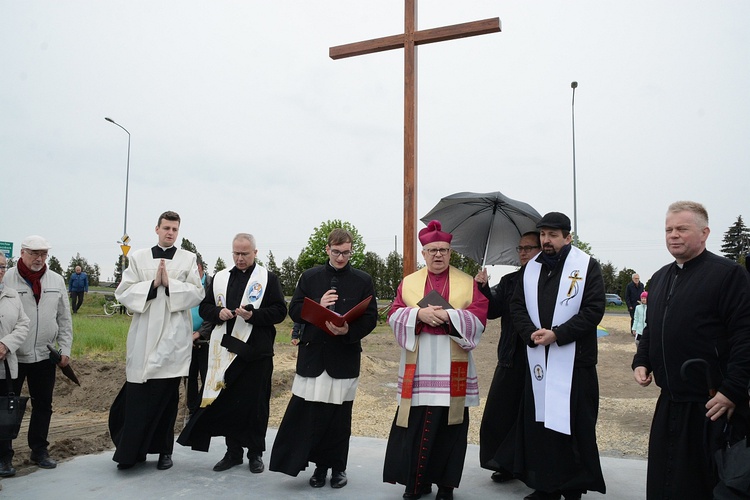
605, 294, 623, 306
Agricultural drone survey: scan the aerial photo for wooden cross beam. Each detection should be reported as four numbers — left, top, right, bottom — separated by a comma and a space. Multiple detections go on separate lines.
330, 1, 500, 276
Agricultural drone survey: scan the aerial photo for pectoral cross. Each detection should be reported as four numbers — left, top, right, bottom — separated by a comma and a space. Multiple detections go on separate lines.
330, 1, 500, 276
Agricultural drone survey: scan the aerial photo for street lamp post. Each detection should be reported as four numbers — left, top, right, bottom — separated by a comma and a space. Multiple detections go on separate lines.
105, 117, 131, 254
570, 81, 579, 246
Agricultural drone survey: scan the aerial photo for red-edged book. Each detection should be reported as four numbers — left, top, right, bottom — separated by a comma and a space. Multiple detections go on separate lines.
301, 295, 373, 336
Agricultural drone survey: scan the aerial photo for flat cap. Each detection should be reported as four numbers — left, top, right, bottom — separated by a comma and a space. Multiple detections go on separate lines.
536, 212, 571, 231
21, 235, 52, 251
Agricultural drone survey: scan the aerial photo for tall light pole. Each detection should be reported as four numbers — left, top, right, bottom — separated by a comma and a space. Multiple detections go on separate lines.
570, 81, 579, 246
105, 117, 132, 255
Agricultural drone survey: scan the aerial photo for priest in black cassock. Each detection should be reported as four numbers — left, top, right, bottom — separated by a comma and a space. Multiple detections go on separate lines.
109, 211, 205, 470
178, 233, 286, 474
508, 212, 606, 500
476, 231, 540, 483
633, 201, 750, 499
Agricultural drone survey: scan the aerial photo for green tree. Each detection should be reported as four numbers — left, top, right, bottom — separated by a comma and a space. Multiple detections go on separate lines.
721, 215, 750, 263
214, 257, 227, 274
297, 220, 366, 271
181, 238, 203, 266
360, 251, 385, 298
5, 258, 14, 269
48, 255, 64, 275
65, 253, 101, 286
449, 252, 480, 277
114, 255, 128, 284
572, 235, 594, 257
381, 251, 403, 300
600, 261, 618, 294
266, 251, 281, 277
279, 256, 300, 296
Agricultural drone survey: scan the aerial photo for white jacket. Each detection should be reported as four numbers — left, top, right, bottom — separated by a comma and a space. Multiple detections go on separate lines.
3, 267, 73, 363
0, 285, 30, 378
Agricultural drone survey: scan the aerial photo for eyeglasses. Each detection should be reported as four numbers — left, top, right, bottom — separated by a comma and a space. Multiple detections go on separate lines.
0, 266, 6, 271
516, 245, 541, 253
27, 250, 48, 258
330, 249, 352, 258
424, 247, 451, 256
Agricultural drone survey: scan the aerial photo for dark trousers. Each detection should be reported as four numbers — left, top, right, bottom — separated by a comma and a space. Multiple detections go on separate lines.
70, 291, 85, 312
186, 345, 208, 414
0, 360, 56, 459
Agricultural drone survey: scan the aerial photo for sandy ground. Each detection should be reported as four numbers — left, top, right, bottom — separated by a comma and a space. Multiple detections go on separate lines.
11, 313, 658, 477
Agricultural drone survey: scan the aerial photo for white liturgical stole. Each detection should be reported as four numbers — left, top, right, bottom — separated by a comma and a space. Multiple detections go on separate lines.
524, 246, 589, 435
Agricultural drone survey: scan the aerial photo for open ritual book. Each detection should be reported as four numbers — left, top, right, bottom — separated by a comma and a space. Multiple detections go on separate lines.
301, 295, 373, 336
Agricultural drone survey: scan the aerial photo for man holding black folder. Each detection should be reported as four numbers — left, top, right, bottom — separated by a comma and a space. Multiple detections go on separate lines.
270, 228, 377, 490
383, 220, 488, 500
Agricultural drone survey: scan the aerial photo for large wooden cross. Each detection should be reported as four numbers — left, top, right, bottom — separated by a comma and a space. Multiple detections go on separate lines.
330, 1, 500, 276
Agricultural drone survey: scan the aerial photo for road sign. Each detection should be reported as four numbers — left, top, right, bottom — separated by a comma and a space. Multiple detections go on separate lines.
0, 241, 13, 259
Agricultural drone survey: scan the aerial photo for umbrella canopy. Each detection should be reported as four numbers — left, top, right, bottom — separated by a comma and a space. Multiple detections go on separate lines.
421, 191, 542, 266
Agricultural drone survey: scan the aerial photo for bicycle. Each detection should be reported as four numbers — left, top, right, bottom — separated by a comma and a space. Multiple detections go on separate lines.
103, 294, 133, 316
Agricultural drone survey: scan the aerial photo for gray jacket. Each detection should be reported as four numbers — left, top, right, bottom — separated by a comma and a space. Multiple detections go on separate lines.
4, 267, 73, 363
0, 286, 30, 378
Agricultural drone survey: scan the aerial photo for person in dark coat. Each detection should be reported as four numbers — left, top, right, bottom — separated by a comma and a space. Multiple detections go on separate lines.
269, 228, 377, 490
177, 233, 287, 474
624, 273, 644, 329
507, 212, 606, 500
475, 231, 540, 483
632, 201, 750, 499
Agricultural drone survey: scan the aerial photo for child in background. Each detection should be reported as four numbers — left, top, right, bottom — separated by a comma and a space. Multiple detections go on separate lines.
632, 291, 647, 345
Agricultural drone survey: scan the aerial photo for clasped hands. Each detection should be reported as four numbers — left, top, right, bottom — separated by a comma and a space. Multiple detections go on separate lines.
530, 328, 557, 346
218, 306, 253, 322
418, 305, 449, 327
152, 259, 170, 289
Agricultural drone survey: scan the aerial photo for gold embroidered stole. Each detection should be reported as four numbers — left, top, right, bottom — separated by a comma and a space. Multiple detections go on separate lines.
397, 266, 473, 427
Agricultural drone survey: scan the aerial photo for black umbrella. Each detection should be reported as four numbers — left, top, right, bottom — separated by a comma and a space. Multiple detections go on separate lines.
421, 191, 542, 266
47, 344, 81, 386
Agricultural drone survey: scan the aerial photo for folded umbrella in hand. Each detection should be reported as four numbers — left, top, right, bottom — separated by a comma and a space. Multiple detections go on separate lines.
46, 344, 81, 386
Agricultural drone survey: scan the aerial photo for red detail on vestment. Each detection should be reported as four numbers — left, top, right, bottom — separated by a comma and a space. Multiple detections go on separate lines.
450, 361, 469, 397
402, 363, 416, 398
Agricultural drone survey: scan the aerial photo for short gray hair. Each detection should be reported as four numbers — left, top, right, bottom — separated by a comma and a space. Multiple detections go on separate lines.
667, 201, 709, 228
233, 233, 256, 249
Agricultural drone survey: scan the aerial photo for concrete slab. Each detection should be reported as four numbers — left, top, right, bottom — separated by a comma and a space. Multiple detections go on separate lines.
0, 429, 646, 499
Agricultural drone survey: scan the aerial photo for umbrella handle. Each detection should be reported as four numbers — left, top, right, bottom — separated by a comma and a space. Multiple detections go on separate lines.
680, 358, 717, 398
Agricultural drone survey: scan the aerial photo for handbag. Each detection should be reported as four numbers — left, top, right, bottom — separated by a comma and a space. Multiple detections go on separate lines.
0, 358, 29, 440
713, 428, 750, 500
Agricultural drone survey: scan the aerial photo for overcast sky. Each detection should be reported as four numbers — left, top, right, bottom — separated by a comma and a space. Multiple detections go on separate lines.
2, 1, 748, 284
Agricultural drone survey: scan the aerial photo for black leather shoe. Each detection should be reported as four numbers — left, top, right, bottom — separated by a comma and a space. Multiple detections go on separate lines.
117, 462, 135, 470
248, 455, 264, 474
435, 486, 454, 500
30, 452, 57, 469
156, 454, 173, 470
213, 454, 242, 471
309, 467, 327, 487
330, 470, 347, 488
562, 491, 582, 500
524, 491, 562, 500
403, 484, 431, 499
491, 470, 515, 483
0, 459, 16, 477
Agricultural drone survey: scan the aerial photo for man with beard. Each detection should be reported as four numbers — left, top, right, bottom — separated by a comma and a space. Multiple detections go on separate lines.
509, 212, 606, 500
475, 231, 541, 483
2, 235, 72, 470
110, 211, 204, 471
632, 201, 750, 499
178, 233, 287, 474
383, 220, 488, 500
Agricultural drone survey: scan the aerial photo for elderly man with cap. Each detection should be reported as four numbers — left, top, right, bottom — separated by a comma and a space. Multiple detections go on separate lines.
505, 212, 605, 500
383, 220, 488, 500
2, 235, 73, 470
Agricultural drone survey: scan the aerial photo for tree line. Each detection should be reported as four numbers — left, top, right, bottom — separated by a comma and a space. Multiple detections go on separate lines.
6, 215, 746, 297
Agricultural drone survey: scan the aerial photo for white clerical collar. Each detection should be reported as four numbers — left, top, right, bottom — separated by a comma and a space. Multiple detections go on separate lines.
157, 245, 174, 251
